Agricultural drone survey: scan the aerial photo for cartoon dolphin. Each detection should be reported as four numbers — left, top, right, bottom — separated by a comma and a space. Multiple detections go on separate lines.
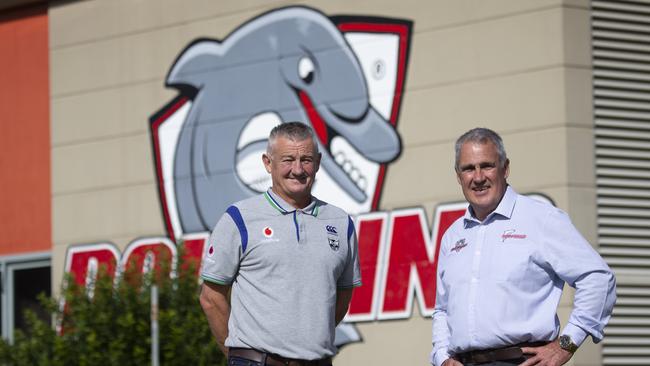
167, 6, 401, 233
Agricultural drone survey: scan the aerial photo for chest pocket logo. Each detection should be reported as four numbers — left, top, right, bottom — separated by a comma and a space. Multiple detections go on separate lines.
326, 225, 339, 251
328, 237, 340, 251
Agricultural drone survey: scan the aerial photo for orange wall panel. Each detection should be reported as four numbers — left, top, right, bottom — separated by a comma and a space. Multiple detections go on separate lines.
0, 5, 50, 255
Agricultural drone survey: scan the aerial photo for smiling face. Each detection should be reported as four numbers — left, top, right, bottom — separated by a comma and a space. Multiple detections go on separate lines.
263, 135, 321, 209
456, 141, 510, 221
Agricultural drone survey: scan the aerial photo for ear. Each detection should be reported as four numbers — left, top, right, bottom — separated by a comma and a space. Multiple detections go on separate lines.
456, 170, 462, 185
314, 152, 322, 173
504, 158, 510, 180
262, 153, 272, 174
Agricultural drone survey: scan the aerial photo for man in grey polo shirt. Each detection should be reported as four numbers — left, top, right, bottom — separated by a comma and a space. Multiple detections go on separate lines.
199, 122, 361, 366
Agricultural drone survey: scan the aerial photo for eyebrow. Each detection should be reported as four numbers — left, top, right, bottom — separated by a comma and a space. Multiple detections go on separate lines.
459, 161, 496, 170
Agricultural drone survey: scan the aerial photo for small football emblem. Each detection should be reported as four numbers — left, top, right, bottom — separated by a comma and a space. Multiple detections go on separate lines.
263, 226, 273, 238
328, 238, 340, 251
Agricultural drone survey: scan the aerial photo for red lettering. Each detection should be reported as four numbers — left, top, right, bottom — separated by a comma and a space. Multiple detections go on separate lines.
65, 243, 120, 286
433, 205, 467, 251
347, 213, 387, 321
121, 238, 177, 281
179, 233, 209, 276
378, 204, 466, 319
378, 209, 434, 319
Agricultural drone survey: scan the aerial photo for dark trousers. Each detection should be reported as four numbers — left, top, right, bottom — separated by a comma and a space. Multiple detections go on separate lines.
463, 357, 528, 366
227, 355, 333, 366
228, 356, 263, 366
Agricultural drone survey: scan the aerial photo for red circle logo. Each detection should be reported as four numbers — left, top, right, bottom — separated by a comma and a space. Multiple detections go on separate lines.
263, 227, 273, 238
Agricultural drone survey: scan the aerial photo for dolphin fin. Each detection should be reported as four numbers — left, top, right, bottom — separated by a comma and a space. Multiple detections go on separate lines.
167, 39, 223, 90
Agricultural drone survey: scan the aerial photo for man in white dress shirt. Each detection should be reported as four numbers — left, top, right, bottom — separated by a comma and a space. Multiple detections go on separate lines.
430, 128, 616, 366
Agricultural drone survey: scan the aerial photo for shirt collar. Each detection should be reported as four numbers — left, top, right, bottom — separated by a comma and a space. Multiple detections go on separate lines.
264, 188, 319, 216
463, 185, 516, 226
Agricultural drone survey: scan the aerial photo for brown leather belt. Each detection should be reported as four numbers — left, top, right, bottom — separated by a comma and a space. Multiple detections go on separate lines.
456, 342, 548, 365
229, 347, 332, 366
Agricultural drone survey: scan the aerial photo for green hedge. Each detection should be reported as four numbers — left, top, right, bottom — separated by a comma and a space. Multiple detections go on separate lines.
0, 250, 225, 366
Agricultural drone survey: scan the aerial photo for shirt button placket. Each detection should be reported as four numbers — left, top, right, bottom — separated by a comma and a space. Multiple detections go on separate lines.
468, 224, 486, 344
299, 212, 305, 243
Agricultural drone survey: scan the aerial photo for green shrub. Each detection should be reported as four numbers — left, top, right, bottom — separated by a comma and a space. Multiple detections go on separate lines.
0, 249, 225, 366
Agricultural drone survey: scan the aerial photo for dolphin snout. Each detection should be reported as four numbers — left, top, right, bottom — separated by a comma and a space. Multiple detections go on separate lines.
325, 100, 401, 163
327, 97, 369, 123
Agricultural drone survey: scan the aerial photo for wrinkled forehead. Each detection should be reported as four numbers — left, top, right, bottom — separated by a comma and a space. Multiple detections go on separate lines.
268, 135, 319, 156
458, 141, 500, 163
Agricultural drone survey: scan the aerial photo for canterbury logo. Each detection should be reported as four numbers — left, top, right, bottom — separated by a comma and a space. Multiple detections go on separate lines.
326, 225, 338, 235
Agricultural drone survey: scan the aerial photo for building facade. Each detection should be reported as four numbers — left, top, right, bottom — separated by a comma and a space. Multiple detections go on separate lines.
0, 0, 648, 365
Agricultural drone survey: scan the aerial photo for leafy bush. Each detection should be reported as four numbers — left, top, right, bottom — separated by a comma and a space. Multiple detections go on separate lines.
0, 249, 225, 366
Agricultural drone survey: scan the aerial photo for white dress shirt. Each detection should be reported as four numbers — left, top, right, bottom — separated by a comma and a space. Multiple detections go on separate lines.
430, 186, 616, 366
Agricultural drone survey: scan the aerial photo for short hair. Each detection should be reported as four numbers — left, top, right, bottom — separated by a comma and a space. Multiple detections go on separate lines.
267, 122, 319, 155
454, 127, 507, 172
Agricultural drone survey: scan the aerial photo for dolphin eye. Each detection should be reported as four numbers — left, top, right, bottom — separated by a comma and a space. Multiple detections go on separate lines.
298, 56, 315, 84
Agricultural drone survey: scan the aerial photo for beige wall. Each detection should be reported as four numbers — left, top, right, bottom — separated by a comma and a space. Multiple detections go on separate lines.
50, 0, 597, 365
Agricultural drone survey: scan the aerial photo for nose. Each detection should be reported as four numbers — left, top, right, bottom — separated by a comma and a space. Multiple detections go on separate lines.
472, 167, 486, 183
291, 160, 305, 175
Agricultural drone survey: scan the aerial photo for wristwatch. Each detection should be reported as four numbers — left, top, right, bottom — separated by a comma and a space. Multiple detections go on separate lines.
559, 335, 579, 353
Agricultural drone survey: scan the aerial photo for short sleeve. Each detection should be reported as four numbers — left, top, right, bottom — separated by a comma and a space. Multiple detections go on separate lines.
337, 216, 362, 288
200, 208, 244, 285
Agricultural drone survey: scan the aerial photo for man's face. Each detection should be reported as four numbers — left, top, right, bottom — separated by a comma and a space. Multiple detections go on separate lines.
263, 136, 321, 207
456, 141, 509, 221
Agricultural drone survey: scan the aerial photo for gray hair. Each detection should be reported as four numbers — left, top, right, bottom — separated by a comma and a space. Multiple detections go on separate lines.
267, 121, 319, 155
454, 127, 507, 172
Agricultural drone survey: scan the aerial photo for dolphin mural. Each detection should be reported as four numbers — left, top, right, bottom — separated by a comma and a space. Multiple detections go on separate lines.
150, 5, 412, 349
162, 6, 404, 234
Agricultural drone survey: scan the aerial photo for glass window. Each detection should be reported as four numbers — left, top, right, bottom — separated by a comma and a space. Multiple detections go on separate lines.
13, 265, 50, 332
0, 254, 51, 341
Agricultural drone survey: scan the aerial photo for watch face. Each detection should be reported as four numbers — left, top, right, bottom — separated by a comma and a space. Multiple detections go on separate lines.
560, 335, 577, 352
560, 336, 569, 348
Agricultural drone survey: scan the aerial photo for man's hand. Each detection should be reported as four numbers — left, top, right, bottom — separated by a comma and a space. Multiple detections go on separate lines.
520, 340, 573, 366
441, 358, 463, 366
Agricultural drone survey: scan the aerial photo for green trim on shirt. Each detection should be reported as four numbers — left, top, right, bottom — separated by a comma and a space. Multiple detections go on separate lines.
201, 274, 232, 286
263, 191, 286, 213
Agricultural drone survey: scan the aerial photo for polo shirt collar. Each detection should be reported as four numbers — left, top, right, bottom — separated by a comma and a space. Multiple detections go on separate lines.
264, 188, 319, 216
463, 185, 516, 226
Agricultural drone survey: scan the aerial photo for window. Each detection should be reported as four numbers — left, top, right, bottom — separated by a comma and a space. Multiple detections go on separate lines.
0, 252, 51, 342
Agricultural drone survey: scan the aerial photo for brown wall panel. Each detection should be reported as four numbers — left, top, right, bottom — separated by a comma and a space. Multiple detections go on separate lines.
0, 5, 50, 254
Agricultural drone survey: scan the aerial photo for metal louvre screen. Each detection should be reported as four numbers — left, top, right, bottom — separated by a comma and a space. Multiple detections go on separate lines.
592, 0, 650, 365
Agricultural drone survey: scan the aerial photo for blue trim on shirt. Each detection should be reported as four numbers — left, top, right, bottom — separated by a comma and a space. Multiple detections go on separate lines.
293, 211, 300, 242
347, 216, 355, 242
226, 205, 248, 253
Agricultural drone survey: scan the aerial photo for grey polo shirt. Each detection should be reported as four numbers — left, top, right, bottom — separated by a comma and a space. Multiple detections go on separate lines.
201, 188, 361, 360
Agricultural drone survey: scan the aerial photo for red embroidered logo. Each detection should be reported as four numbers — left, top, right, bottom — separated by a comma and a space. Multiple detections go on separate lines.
263, 227, 274, 238
207, 245, 215, 257
451, 239, 468, 253
501, 229, 527, 242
